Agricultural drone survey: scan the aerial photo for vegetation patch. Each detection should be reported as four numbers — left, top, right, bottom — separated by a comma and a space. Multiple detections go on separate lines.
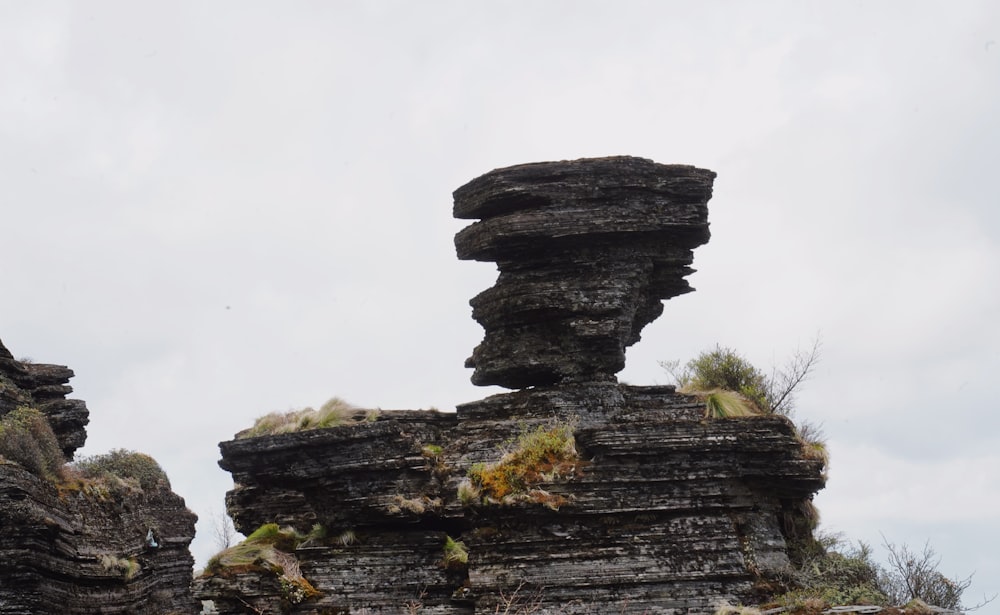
442, 535, 468, 569
238, 397, 379, 439
99, 553, 141, 581
0, 406, 65, 482
794, 421, 829, 475
202, 523, 322, 605
387, 494, 443, 516
73, 449, 170, 493
465, 423, 583, 507
686, 388, 761, 418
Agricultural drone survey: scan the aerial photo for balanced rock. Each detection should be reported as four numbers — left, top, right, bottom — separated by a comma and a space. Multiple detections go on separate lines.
196, 159, 826, 614
454, 156, 715, 388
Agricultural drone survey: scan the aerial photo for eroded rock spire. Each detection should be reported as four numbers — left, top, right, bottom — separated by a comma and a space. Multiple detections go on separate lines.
454, 156, 716, 388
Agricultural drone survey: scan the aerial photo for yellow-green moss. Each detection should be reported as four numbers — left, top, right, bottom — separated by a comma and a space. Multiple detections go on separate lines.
465, 424, 583, 503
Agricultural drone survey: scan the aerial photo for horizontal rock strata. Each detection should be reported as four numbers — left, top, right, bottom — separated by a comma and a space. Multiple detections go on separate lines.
0, 341, 89, 457
201, 386, 825, 614
196, 158, 824, 614
454, 156, 715, 388
0, 338, 198, 614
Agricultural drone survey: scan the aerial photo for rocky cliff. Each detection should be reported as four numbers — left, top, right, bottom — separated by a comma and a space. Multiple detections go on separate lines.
195, 157, 826, 614
0, 339, 198, 614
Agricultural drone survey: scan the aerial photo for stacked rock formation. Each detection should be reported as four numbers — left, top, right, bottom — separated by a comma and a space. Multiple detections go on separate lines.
0, 338, 198, 614
454, 156, 714, 388
197, 157, 826, 614
0, 343, 89, 457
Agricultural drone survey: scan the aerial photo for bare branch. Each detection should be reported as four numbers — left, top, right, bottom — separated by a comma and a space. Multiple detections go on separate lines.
766, 335, 821, 416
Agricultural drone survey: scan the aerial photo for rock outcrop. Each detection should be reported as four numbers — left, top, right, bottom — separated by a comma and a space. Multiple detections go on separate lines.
196, 157, 826, 614
0, 342, 89, 457
454, 156, 714, 388
0, 338, 198, 614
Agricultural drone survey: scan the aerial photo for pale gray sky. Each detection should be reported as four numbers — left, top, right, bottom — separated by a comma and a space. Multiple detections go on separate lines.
2, 1, 997, 604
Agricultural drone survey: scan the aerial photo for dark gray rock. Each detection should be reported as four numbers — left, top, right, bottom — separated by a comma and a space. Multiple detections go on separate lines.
0, 339, 89, 458
205, 384, 824, 615
196, 159, 824, 614
0, 338, 198, 614
454, 156, 715, 389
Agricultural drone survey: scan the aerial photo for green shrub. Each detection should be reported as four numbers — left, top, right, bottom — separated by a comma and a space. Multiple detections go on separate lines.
0, 406, 65, 481
667, 346, 771, 412
776, 537, 888, 609
74, 449, 170, 493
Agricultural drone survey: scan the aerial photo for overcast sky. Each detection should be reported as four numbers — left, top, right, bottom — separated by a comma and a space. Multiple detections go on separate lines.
2, 0, 998, 605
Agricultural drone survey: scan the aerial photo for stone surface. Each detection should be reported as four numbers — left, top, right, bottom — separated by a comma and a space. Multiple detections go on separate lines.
0, 338, 198, 614
201, 385, 825, 614
194, 159, 824, 614
454, 156, 715, 389
0, 340, 89, 458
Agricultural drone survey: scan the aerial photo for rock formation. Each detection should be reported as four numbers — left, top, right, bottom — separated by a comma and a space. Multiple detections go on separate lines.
0, 338, 198, 614
196, 157, 826, 614
454, 156, 714, 388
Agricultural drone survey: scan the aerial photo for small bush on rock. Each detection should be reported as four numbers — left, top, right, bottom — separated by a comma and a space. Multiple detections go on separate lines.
0, 406, 65, 481
74, 449, 170, 493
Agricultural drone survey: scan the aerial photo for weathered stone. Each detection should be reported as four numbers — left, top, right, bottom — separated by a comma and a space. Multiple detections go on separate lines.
454, 156, 714, 389
0, 338, 198, 614
0, 340, 89, 458
196, 160, 825, 614
204, 384, 824, 614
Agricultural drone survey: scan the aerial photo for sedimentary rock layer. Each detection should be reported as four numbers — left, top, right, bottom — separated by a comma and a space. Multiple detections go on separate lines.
0, 463, 199, 615
205, 385, 825, 615
0, 338, 198, 614
196, 159, 824, 614
0, 340, 89, 457
453, 156, 715, 389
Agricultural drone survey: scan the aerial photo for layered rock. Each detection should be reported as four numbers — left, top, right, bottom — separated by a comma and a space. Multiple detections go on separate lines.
196, 158, 825, 614
0, 341, 89, 457
0, 338, 198, 614
203, 386, 823, 614
454, 156, 715, 388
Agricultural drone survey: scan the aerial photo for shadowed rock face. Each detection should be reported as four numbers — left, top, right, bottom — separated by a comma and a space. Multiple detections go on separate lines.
195, 159, 826, 614
454, 156, 715, 389
0, 338, 198, 615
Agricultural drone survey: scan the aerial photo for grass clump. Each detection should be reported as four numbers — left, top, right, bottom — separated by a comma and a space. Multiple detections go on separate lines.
238, 397, 378, 439
794, 421, 829, 475
73, 449, 170, 493
682, 388, 762, 418
442, 535, 468, 569
202, 522, 321, 605
714, 604, 762, 615
99, 553, 141, 580
387, 494, 442, 516
466, 423, 583, 505
0, 406, 65, 482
